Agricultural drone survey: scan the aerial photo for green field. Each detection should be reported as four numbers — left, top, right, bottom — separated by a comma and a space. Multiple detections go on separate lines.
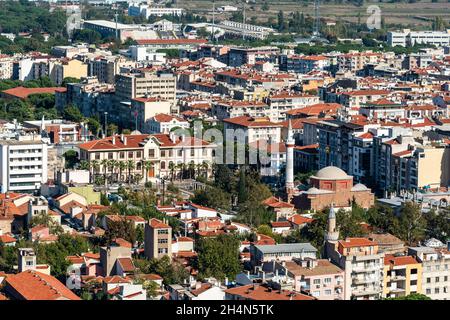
176, 0, 450, 28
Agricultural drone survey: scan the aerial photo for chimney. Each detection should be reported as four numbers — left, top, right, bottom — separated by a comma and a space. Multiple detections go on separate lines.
170, 131, 176, 143
112, 136, 116, 145
447, 241, 450, 251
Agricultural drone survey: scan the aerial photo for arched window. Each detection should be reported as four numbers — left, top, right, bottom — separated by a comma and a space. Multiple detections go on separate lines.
160, 161, 166, 169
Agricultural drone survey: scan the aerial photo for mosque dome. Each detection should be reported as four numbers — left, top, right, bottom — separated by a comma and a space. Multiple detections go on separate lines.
312, 166, 351, 180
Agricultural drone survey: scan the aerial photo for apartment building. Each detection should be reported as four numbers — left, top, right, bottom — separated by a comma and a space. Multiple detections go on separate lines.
326, 237, 384, 300
316, 119, 365, 175
408, 246, 450, 300
88, 56, 136, 84
223, 116, 283, 144
0, 139, 48, 194
374, 133, 450, 193
281, 55, 330, 74
337, 52, 382, 71
144, 218, 172, 260
131, 97, 173, 133
49, 59, 88, 86
265, 92, 320, 122
128, 4, 184, 18
115, 70, 177, 103
383, 254, 422, 299
212, 100, 269, 120
0, 54, 14, 80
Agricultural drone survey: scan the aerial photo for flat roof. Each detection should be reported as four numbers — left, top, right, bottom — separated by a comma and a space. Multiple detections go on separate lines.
254, 243, 317, 254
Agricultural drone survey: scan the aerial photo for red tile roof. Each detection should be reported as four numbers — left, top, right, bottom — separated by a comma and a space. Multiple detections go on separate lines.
224, 116, 282, 128
384, 254, 419, 267
5, 270, 81, 300
2, 86, 66, 99
149, 218, 171, 229
117, 257, 135, 272
338, 237, 377, 248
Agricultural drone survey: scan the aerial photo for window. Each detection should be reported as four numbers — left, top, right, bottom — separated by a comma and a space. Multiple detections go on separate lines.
324, 290, 332, 296
436, 277, 440, 283
312, 291, 320, 297
148, 149, 155, 157
410, 280, 417, 286
158, 239, 168, 244
108, 152, 113, 160
313, 279, 320, 285
427, 278, 431, 283
161, 150, 166, 157
157, 229, 168, 235
410, 268, 417, 274
426, 289, 431, 295
128, 151, 134, 158
119, 151, 125, 159
160, 161, 166, 169
435, 288, 440, 294
95, 153, 100, 160
190, 149, 195, 157
136, 151, 141, 158
324, 278, 332, 284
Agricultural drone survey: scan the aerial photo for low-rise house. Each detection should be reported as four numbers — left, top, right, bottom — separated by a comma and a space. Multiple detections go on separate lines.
250, 243, 317, 268
274, 258, 345, 300
224, 283, 315, 300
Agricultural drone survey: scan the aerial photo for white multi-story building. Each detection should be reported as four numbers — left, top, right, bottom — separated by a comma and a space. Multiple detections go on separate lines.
387, 29, 450, 47
0, 139, 48, 193
128, 3, 184, 18
223, 116, 283, 144
408, 246, 450, 300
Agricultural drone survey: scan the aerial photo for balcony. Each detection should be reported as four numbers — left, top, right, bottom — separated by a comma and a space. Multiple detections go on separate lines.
352, 265, 380, 273
353, 277, 379, 285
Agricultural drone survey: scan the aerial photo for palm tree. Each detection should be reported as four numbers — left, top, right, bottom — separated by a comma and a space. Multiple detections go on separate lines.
90, 160, 100, 184
100, 159, 109, 186
201, 161, 209, 178
188, 161, 195, 180
168, 161, 176, 181
195, 163, 202, 179
108, 160, 117, 183
126, 160, 135, 184
143, 160, 153, 185
80, 160, 90, 171
118, 161, 127, 183
175, 163, 183, 181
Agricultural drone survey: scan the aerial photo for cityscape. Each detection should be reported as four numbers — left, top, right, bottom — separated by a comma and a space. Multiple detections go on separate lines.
0, 0, 449, 303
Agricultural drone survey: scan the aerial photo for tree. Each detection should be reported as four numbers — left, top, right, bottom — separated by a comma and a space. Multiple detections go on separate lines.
395, 202, 426, 245
104, 218, 136, 245
385, 293, 431, 300
237, 168, 248, 204
191, 186, 232, 211
143, 160, 154, 185
63, 105, 84, 123
30, 212, 64, 235
63, 150, 78, 169
61, 77, 81, 87
196, 234, 241, 281
424, 208, 450, 242
126, 160, 135, 184
277, 10, 285, 31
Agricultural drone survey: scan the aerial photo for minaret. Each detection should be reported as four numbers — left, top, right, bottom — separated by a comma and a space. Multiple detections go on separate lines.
325, 203, 339, 242
285, 119, 295, 202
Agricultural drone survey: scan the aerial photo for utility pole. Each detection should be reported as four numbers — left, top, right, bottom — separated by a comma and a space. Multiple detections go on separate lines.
212, 0, 216, 43
104, 112, 108, 138
242, 1, 246, 41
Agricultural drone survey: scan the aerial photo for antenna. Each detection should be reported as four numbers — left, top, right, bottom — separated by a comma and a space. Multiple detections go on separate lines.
212, 0, 216, 43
